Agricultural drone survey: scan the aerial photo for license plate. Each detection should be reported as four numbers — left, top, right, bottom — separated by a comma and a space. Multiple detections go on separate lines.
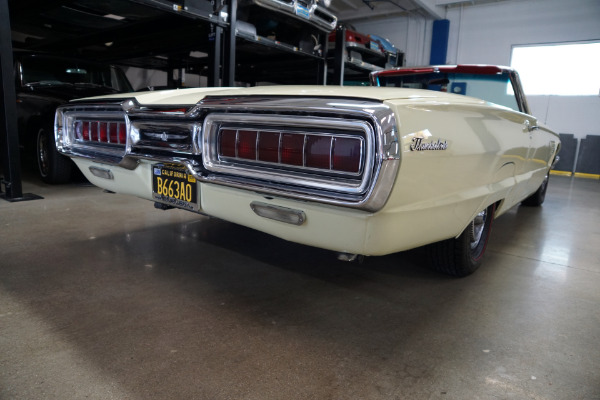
152, 163, 198, 211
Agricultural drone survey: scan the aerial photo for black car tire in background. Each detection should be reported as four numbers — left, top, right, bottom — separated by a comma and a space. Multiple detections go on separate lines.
14, 52, 134, 184
36, 125, 72, 184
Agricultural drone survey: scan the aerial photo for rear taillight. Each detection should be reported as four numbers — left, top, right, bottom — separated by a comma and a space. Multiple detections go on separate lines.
333, 137, 362, 173
281, 133, 304, 166
238, 130, 257, 160
218, 129, 362, 174
74, 120, 127, 145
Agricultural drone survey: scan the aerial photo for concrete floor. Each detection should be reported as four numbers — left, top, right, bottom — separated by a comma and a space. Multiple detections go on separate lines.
0, 174, 599, 400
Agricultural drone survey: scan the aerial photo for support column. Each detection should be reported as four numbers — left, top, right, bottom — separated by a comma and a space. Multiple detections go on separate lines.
0, 0, 41, 202
331, 25, 346, 86
223, 0, 237, 87
208, 24, 223, 87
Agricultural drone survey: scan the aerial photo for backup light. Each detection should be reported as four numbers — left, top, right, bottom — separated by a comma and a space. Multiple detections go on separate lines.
250, 202, 306, 225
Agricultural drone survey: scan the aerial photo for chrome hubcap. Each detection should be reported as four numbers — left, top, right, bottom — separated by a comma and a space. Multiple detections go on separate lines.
470, 210, 487, 250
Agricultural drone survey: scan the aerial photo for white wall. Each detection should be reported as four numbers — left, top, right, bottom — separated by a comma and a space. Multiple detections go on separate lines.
354, 0, 600, 139
445, 0, 600, 138
353, 15, 432, 67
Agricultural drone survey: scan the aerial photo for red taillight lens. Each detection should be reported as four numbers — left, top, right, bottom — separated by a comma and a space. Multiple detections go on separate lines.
281, 134, 304, 166
258, 131, 280, 163
305, 135, 331, 169
219, 129, 237, 157
216, 127, 362, 174
99, 122, 108, 142
82, 122, 90, 140
90, 122, 99, 141
118, 123, 127, 144
333, 137, 362, 173
238, 130, 257, 160
73, 119, 125, 144
108, 123, 118, 143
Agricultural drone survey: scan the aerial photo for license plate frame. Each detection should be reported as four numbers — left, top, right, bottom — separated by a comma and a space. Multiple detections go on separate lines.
152, 163, 198, 211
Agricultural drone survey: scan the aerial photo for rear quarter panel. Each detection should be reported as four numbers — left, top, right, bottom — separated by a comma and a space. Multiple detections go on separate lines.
374, 96, 542, 247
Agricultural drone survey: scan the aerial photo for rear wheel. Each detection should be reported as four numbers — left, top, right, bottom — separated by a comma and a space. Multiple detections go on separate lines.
522, 174, 549, 207
429, 204, 495, 277
37, 126, 72, 184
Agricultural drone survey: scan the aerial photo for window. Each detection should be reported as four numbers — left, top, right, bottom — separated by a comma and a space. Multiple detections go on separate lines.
379, 72, 519, 111
511, 42, 600, 96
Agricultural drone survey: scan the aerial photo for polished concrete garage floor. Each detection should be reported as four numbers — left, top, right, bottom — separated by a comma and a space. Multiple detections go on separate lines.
1, 174, 599, 400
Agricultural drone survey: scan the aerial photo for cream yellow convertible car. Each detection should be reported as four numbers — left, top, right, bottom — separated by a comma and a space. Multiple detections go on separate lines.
54, 65, 560, 276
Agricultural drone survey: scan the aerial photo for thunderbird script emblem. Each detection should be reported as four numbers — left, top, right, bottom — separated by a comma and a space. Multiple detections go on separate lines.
409, 130, 448, 151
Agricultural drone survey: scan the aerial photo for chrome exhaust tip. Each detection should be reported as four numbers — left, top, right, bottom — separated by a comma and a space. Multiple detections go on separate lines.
337, 253, 364, 263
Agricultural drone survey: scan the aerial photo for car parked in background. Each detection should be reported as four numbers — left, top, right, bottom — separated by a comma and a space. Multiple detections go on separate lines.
53, 65, 559, 276
15, 51, 133, 183
369, 34, 404, 67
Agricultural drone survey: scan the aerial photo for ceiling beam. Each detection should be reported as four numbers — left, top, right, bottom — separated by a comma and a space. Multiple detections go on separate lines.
412, 0, 445, 19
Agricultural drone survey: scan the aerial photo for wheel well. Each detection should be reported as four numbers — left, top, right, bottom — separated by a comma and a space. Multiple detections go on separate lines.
493, 198, 509, 217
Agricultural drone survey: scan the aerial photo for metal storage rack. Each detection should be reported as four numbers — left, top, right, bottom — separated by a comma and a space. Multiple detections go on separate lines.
1, 0, 336, 200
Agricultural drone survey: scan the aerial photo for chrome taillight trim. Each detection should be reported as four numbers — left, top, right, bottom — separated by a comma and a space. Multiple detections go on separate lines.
197, 96, 400, 211
55, 105, 128, 162
55, 96, 400, 212
204, 114, 372, 195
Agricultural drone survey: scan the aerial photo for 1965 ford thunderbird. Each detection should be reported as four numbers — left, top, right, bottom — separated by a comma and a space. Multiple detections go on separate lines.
54, 65, 560, 276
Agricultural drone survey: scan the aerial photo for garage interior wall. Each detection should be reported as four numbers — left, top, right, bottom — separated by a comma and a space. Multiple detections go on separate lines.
354, 0, 600, 140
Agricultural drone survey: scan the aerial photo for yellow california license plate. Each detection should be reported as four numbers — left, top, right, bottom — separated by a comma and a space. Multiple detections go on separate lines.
152, 164, 198, 211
